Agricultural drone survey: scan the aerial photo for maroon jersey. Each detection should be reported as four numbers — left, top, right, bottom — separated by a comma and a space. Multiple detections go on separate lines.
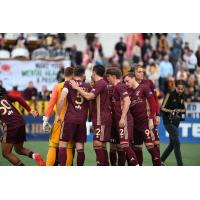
63, 80, 90, 123
141, 79, 160, 114
111, 82, 132, 123
0, 95, 30, 129
129, 84, 153, 121
90, 79, 112, 125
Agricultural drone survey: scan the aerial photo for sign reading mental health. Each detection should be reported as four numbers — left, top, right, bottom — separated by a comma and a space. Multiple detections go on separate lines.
0, 60, 70, 91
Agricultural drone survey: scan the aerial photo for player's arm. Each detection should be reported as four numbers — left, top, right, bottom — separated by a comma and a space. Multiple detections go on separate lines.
7, 94, 38, 117
70, 80, 95, 100
147, 95, 157, 129
43, 84, 59, 132
55, 88, 68, 122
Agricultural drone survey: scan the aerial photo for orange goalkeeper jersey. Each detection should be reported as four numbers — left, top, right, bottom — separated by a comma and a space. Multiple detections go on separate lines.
45, 82, 67, 121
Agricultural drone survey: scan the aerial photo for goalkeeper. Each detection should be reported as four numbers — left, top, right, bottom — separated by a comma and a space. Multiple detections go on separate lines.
43, 67, 74, 166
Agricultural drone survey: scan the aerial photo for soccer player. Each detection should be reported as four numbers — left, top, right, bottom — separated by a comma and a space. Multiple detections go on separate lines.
56, 67, 90, 166
43, 67, 74, 166
70, 64, 111, 166
124, 72, 161, 166
106, 67, 138, 166
0, 89, 44, 166
132, 65, 161, 159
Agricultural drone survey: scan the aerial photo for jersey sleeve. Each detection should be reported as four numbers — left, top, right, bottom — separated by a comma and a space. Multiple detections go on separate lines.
45, 84, 59, 118
62, 81, 69, 94
7, 94, 31, 112
90, 81, 105, 97
143, 85, 153, 98
118, 84, 129, 98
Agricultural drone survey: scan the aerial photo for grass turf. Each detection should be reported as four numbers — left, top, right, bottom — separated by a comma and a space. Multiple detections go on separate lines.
0, 141, 199, 166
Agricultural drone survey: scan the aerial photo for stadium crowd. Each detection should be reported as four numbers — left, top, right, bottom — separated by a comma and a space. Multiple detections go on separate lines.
1, 33, 200, 103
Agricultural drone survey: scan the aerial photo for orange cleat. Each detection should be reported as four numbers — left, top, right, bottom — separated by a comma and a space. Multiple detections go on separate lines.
34, 154, 45, 166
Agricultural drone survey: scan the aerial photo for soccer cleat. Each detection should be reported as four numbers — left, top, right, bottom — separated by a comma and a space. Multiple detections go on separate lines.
34, 154, 45, 166
161, 161, 166, 166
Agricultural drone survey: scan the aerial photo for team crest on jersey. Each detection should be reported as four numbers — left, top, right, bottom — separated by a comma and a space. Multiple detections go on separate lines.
136, 90, 140, 96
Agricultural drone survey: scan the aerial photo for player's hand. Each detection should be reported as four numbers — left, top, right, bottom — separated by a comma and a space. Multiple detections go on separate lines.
30, 110, 38, 117
148, 118, 154, 130
43, 121, 51, 133
70, 80, 79, 90
154, 116, 160, 125
119, 118, 125, 128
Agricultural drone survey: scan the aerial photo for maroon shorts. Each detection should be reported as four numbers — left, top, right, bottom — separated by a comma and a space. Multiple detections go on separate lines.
60, 122, 87, 143
116, 119, 133, 144
110, 120, 119, 144
93, 123, 111, 142
1, 123, 26, 144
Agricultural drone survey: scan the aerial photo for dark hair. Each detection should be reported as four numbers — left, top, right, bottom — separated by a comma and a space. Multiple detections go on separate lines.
106, 67, 122, 79
93, 64, 105, 77
73, 66, 85, 77
64, 67, 74, 77
175, 80, 185, 87
184, 46, 190, 51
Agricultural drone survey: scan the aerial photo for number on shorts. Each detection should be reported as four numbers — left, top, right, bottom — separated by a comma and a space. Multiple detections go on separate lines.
145, 129, 150, 137
119, 129, 124, 138
95, 128, 101, 137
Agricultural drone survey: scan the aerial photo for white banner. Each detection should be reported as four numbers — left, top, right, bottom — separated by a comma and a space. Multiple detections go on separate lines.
186, 102, 200, 118
0, 60, 70, 91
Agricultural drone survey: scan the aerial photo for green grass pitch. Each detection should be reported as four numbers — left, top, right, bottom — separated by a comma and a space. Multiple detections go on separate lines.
0, 141, 199, 166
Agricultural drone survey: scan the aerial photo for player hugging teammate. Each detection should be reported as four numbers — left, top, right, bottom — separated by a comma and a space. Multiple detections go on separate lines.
53, 64, 161, 166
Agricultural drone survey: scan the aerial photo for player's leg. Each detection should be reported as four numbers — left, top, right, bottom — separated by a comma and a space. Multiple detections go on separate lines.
14, 142, 45, 166
153, 127, 160, 157
58, 140, 68, 166
46, 122, 61, 166
109, 142, 117, 166
93, 125, 110, 166
161, 135, 173, 164
76, 142, 85, 166
118, 125, 138, 166
143, 129, 161, 166
66, 141, 75, 166
102, 143, 109, 165
116, 144, 126, 166
132, 144, 143, 166
1, 142, 24, 166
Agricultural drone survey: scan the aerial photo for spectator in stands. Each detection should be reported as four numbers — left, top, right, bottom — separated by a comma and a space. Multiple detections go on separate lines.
85, 33, 96, 49
57, 33, 66, 44
31, 38, 49, 60
156, 33, 169, 56
90, 37, 103, 64
194, 35, 200, 52
11, 39, 30, 59
185, 74, 199, 102
141, 38, 155, 66
132, 41, 141, 64
23, 81, 38, 101
159, 54, 174, 92
82, 48, 92, 67
0, 80, 7, 94
122, 60, 131, 75
164, 75, 176, 94
56, 64, 65, 83
68, 44, 83, 67
183, 47, 197, 74
172, 33, 183, 60
8, 86, 22, 97
176, 67, 187, 81
45, 33, 57, 46
146, 58, 160, 87
38, 85, 50, 101
195, 45, 200, 67
115, 37, 127, 67
142, 33, 153, 42
195, 67, 200, 85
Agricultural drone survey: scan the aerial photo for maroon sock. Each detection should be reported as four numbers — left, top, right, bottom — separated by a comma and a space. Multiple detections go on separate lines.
109, 150, 117, 166
103, 148, 109, 166
155, 144, 160, 157
122, 145, 138, 166
58, 147, 67, 166
133, 148, 143, 166
28, 151, 34, 159
94, 148, 106, 166
117, 150, 126, 166
77, 149, 85, 166
147, 147, 161, 166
